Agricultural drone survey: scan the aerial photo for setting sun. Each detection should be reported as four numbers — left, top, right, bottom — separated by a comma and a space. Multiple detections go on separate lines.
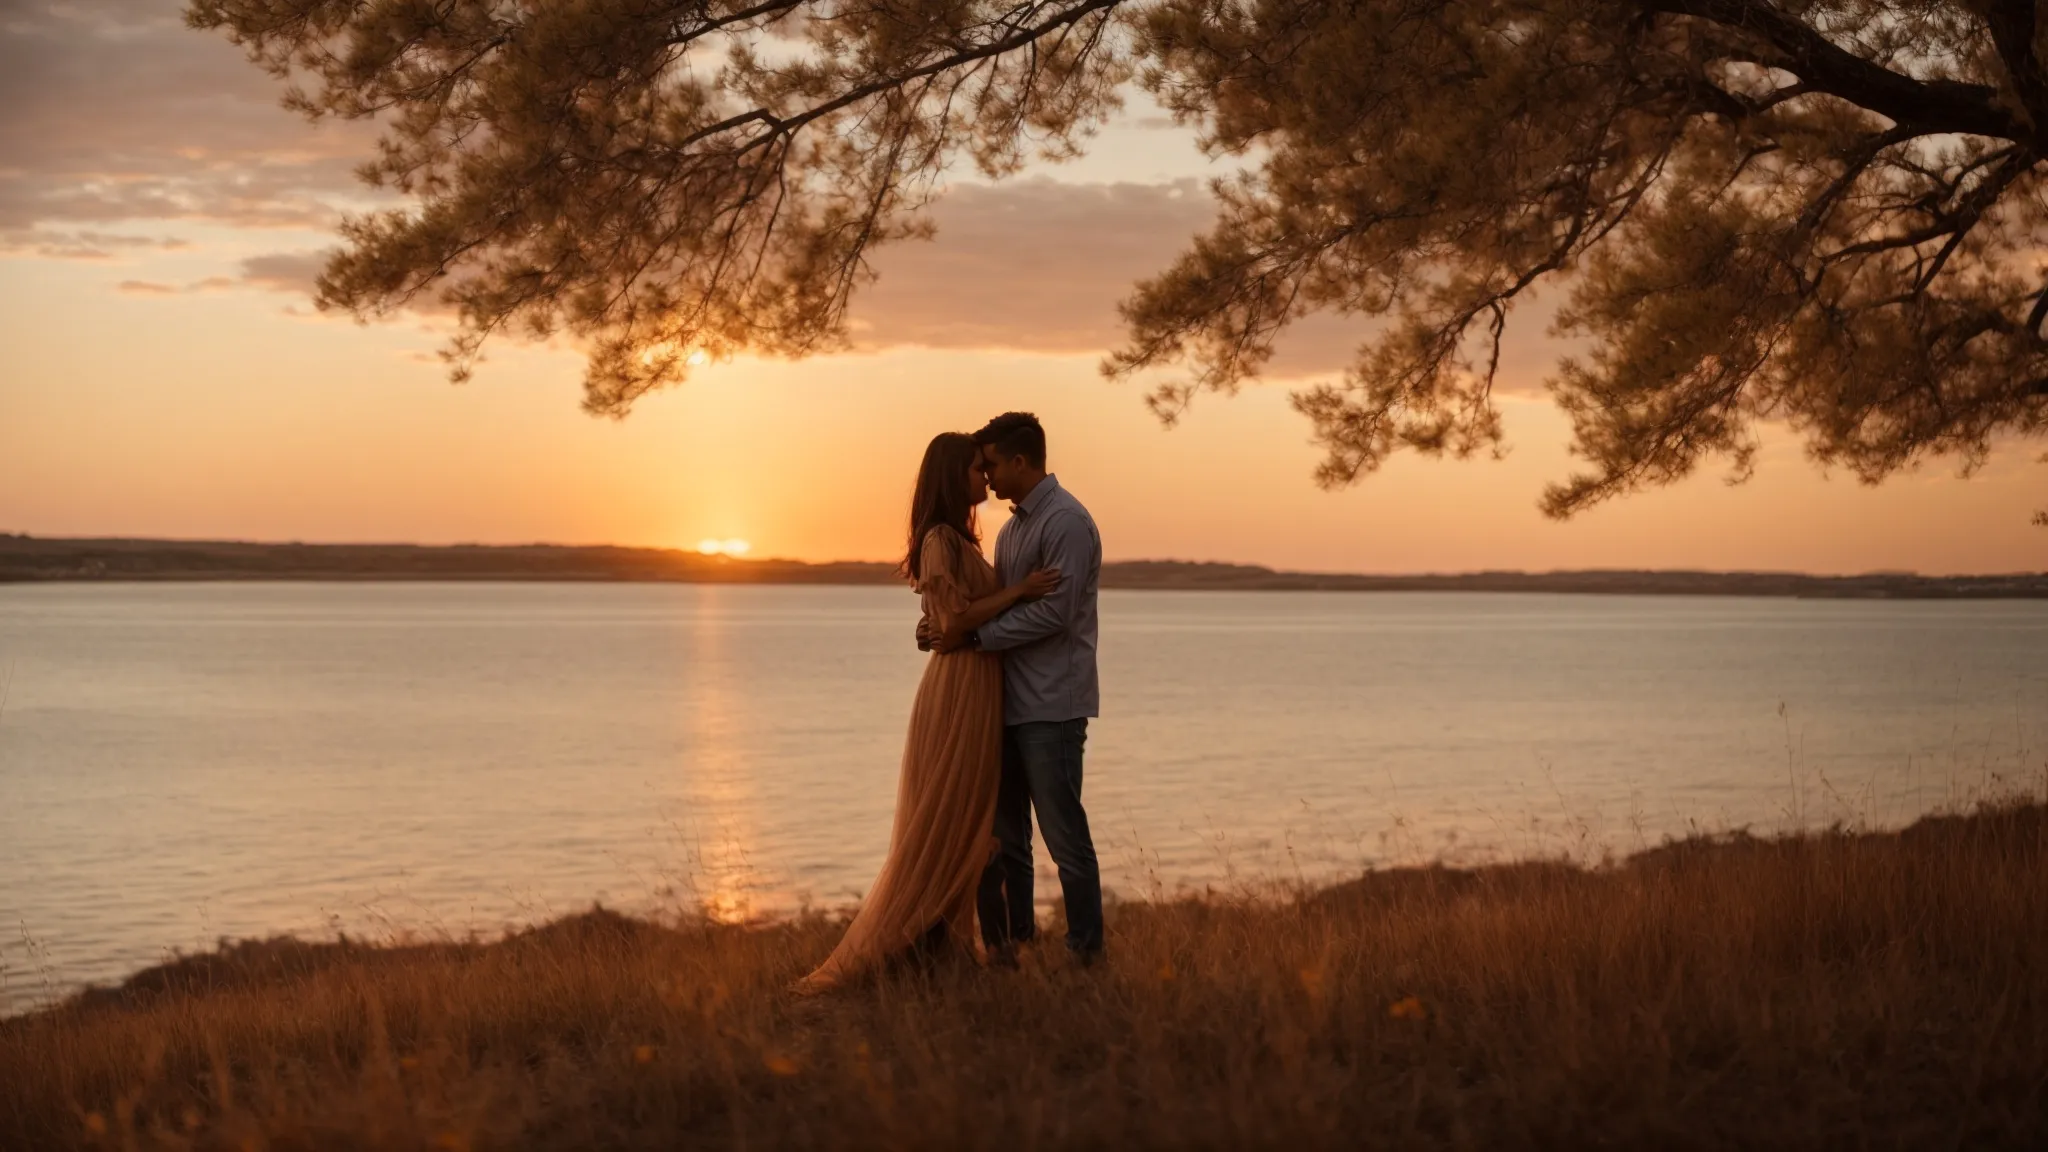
697, 538, 752, 557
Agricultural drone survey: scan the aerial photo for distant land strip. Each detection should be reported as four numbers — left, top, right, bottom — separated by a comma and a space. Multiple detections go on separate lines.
2, 535, 2044, 598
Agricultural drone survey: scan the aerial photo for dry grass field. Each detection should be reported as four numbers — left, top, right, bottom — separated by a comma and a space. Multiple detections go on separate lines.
4, 798, 2043, 1150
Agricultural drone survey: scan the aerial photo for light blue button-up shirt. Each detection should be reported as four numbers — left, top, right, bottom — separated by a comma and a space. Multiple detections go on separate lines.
975, 474, 1101, 725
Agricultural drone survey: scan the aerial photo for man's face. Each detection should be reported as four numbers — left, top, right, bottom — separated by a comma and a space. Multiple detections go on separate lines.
979, 444, 1022, 502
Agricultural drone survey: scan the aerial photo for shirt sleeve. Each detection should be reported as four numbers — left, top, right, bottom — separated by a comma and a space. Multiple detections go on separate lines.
976, 510, 1094, 652
915, 529, 970, 634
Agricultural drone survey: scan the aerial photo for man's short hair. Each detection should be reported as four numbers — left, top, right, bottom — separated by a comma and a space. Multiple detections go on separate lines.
972, 411, 1047, 469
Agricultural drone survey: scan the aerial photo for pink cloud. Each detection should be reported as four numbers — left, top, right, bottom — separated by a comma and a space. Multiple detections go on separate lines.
0, 1, 376, 245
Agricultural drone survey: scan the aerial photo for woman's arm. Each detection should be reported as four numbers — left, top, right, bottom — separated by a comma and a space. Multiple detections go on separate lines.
919, 531, 1057, 646
947, 575, 1049, 636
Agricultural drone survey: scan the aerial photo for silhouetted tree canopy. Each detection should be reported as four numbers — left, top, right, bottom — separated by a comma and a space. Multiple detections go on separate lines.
189, 0, 2048, 518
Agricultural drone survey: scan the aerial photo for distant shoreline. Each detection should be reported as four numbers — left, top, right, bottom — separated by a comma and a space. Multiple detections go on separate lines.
3, 534, 2044, 598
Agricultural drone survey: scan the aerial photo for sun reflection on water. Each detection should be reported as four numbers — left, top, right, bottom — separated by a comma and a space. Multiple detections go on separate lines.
679, 589, 772, 925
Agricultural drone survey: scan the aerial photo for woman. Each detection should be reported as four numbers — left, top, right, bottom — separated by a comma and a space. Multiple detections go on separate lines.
794, 432, 1058, 993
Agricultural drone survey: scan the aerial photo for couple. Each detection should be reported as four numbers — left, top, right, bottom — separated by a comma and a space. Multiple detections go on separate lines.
796, 412, 1103, 993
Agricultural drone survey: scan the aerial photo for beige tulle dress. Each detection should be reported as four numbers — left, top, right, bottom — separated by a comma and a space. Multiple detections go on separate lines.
796, 527, 1004, 991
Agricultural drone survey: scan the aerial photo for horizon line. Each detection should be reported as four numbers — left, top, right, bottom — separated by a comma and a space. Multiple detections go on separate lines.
7, 531, 2046, 582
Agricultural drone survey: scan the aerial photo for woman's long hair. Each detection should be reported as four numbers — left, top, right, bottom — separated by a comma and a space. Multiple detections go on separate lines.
903, 432, 981, 582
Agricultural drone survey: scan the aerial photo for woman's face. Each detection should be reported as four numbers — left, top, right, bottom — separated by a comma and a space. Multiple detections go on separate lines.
963, 450, 990, 505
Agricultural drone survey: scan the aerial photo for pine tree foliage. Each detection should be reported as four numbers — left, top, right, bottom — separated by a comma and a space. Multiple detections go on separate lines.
188, 0, 2048, 516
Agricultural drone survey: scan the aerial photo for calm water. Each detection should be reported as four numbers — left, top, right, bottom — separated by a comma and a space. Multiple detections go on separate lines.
2, 583, 2043, 1005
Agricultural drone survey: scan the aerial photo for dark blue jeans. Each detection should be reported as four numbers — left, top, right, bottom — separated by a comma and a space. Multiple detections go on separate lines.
977, 718, 1103, 955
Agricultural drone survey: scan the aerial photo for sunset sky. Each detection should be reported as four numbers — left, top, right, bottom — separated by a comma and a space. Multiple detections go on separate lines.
3, 1, 2043, 575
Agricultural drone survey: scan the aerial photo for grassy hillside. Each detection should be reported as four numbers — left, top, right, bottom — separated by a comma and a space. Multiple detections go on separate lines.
4, 799, 2043, 1149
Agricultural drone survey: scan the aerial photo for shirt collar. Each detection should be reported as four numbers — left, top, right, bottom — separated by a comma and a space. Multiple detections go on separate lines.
1012, 473, 1060, 519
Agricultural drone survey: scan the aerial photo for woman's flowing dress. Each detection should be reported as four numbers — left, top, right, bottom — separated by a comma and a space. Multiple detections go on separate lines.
796, 527, 1004, 990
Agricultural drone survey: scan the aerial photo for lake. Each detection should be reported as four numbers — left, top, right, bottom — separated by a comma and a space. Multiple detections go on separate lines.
1, 582, 2042, 1005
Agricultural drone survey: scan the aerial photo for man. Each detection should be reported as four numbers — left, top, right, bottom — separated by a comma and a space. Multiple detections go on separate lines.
923, 411, 1104, 964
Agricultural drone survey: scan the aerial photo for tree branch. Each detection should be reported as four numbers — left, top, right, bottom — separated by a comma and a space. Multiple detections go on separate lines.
1822, 149, 2031, 271
660, 0, 809, 50
1644, 0, 2031, 143
1794, 121, 1924, 238
1977, 0, 2048, 132
2025, 282, 2048, 341
1909, 153, 2033, 294
671, 0, 1125, 154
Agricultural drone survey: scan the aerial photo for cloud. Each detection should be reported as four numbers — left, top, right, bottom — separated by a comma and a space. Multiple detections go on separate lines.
105, 257, 322, 298
239, 250, 329, 296
854, 178, 1570, 388
0, 229, 194, 259
0, 0, 375, 244
856, 178, 1367, 378
209, 181, 1396, 381
212, 182, 1366, 376
858, 179, 1214, 353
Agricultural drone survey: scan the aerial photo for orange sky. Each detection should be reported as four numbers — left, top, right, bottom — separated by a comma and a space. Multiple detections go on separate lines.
2, 1, 2043, 575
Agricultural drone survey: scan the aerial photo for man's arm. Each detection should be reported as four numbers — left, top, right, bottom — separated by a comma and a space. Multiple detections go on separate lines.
973, 510, 1095, 652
